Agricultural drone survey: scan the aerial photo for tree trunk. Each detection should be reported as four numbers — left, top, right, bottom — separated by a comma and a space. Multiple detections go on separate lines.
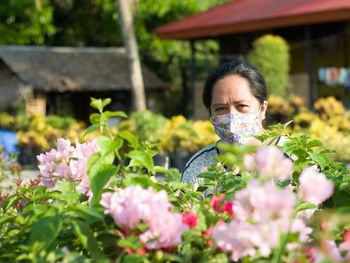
116, 0, 146, 111
35, 0, 42, 10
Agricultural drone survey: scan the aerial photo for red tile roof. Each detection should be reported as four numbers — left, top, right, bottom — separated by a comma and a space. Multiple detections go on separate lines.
154, 0, 350, 39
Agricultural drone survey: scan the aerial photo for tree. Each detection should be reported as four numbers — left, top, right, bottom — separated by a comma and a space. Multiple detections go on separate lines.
1, 0, 230, 116
0, 0, 56, 45
247, 34, 290, 97
49, 0, 122, 46
116, 0, 146, 111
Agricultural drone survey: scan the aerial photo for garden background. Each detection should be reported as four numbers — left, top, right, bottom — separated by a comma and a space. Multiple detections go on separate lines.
1, 1, 350, 262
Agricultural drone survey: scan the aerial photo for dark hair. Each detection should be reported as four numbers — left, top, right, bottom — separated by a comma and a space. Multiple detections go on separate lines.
203, 60, 268, 113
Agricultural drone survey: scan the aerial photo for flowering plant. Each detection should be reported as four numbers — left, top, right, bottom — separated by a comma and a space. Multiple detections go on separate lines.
0, 98, 350, 263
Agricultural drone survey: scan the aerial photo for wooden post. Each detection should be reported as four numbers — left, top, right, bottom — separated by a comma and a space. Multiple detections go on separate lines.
116, 0, 146, 111
35, 0, 42, 10
190, 40, 196, 117
305, 26, 316, 110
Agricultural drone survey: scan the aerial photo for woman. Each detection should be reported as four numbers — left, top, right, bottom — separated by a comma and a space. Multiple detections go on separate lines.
182, 60, 287, 185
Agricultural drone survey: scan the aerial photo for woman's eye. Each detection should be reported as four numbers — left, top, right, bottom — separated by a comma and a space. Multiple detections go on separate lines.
215, 107, 225, 112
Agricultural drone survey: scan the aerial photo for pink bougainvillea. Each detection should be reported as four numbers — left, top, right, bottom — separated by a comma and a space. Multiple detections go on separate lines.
37, 138, 100, 195
298, 166, 334, 205
212, 179, 312, 262
182, 210, 199, 229
100, 185, 189, 250
244, 146, 293, 181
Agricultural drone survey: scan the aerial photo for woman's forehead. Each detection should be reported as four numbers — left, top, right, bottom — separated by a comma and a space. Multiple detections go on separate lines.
211, 75, 256, 104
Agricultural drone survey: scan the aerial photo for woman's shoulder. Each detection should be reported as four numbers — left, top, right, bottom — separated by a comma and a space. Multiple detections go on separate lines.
275, 136, 297, 161
181, 142, 218, 184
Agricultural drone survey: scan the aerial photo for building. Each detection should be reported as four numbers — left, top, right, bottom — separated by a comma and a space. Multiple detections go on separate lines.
0, 46, 166, 122
154, 0, 350, 116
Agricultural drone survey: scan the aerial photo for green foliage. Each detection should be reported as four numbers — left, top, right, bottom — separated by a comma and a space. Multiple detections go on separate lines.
44, 115, 79, 130
268, 95, 350, 162
0, 0, 56, 45
0, 0, 230, 117
119, 110, 167, 144
1, 97, 350, 262
49, 0, 122, 46
247, 34, 290, 97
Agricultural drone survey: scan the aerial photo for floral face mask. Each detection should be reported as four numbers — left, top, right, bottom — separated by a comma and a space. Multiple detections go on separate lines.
211, 107, 261, 144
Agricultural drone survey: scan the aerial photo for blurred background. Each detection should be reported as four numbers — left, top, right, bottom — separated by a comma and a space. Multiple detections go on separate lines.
1, 0, 350, 172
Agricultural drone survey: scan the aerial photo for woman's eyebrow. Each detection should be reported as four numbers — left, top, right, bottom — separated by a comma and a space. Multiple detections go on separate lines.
212, 100, 247, 106
212, 103, 227, 106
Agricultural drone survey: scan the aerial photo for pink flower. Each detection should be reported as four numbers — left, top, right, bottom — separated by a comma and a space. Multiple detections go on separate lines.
70, 139, 100, 182
298, 166, 334, 205
321, 240, 350, 262
243, 154, 256, 173
100, 185, 160, 229
200, 166, 209, 173
296, 208, 317, 224
221, 201, 235, 217
100, 186, 189, 249
182, 210, 198, 228
37, 138, 100, 192
212, 179, 311, 261
290, 218, 313, 244
344, 229, 350, 244
211, 195, 235, 217
234, 180, 296, 221
56, 138, 74, 162
212, 220, 280, 261
140, 211, 188, 250
255, 146, 293, 181
211, 195, 225, 213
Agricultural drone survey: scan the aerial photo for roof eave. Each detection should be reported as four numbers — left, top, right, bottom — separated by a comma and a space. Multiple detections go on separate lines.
155, 9, 350, 40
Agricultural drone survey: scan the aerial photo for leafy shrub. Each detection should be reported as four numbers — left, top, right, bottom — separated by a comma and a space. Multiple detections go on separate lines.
118, 110, 167, 146
119, 112, 218, 154
1, 98, 350, 262
247, 34, 290, 97
45, 115, 81, 130
0, 112, 15, 130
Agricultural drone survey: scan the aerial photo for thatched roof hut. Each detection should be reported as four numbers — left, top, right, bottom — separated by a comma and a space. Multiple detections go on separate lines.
0, 46, 166, 111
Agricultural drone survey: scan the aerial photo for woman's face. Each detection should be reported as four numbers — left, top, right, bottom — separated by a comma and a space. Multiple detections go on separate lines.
210, 74, 268, 129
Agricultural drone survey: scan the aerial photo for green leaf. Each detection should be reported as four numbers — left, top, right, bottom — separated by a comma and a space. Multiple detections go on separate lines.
89, 164, 118, 205
306, 139, 324, 148
295, 202, 318, 212
83, 124, 98, 138
309, 153, 330, 170
72, 219, 100, 257
89, 113, 100, 125
161, 253, 184, 262
197, 185, 208, 192
317, 148, 337, 154
154, 165, 168, 173
123, 173, 157, 189
117, 236, 142, 251
206, 253, 229, 263
340, 182, 350, 191
97, 136, 123, 157
127, 150, 154, 173
28, 216, 62, 250
197, 172, 217, 181
118, 131, 138, 149
123, 254, 145, 263
90, 97, 111, 112
241, 171, 252, 182
104, 111, 127, 119
87, 152, 102, 174
282, 120, 294, 129
101, 98, 112, 108
72, 205, 105, 221
3, 194, 24, 212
